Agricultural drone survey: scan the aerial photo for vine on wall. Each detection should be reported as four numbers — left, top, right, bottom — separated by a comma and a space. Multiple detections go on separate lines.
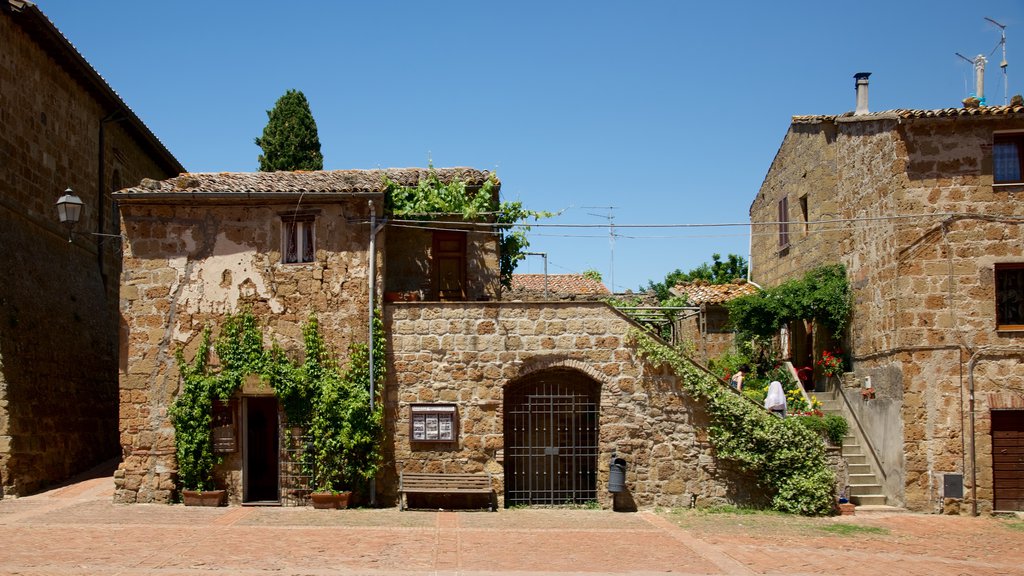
629, 329, 836, 516
170, 309, 384, 495
383, 168, 552, 288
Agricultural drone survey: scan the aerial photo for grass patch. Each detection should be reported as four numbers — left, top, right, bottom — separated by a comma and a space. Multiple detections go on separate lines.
818, 524, 889, 536
1001, 520, 1024, 531
698, 505, 770, 515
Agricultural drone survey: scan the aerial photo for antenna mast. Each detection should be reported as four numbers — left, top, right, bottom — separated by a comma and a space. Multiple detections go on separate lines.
585, 206, 617, 293
985, 17, 1008, 105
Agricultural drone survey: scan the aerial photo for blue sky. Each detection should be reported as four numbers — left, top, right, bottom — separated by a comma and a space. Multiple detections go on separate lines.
39, 1, 1022, 292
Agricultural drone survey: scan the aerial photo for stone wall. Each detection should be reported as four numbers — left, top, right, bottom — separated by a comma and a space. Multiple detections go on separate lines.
0, 7, 179, 497
750, 112, 1024, 513
114, 198, 373, 503
384, 225, 499, 301
384, 301, 760, 509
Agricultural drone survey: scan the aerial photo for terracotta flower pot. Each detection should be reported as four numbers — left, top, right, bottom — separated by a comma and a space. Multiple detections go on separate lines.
182, 489, 226, 507
310, 491, 351, 509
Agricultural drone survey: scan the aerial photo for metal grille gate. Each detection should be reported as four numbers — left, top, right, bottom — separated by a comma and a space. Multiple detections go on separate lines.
504, 369, 599, 506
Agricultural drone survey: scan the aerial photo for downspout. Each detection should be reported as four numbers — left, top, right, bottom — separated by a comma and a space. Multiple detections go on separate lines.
367, 199, 385, 506
966, 345, 1024, 516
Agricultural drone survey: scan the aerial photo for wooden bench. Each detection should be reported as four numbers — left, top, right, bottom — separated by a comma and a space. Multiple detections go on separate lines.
399, 472, 495, 511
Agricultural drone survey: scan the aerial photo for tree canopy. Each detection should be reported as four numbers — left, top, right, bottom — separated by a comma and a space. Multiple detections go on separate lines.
255, 89, 324, 171
643, 253, 749, 302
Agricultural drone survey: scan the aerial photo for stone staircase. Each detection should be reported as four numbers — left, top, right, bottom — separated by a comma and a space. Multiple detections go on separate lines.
815, 386, 888, 507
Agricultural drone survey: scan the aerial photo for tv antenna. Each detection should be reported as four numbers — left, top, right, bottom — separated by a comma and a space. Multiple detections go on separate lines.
985, 17, 1009, 105
584, 206, 617, 292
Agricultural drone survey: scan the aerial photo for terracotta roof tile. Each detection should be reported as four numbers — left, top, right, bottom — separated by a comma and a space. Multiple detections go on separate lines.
510, 274, 610, 296
792, 104, 1024, 124
116, 168, 494, 196
670, 280, 758, 305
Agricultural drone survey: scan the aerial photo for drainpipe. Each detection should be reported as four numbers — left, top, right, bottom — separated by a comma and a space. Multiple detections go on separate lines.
367, 199, 385, 506
966, 345, 1024, 516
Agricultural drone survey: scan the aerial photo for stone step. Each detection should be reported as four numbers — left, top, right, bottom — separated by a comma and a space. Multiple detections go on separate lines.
843, 454, 867, 465
849, 473, 878, 484
851, 494, 888, 506
847, 463, 873, 475
853, 504, 907, 514
849, 483, 883, 496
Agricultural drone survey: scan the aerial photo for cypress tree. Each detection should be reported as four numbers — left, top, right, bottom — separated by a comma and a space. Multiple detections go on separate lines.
255, 89, 324, 171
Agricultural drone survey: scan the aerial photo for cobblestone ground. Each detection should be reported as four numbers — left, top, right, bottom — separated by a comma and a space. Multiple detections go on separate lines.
1, 471, 1023, 575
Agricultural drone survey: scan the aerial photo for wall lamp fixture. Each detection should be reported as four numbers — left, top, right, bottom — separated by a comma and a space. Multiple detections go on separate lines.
55, 187, 122, 242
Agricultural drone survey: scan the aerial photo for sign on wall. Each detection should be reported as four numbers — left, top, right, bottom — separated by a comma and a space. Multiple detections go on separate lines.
410, 404, 458, 443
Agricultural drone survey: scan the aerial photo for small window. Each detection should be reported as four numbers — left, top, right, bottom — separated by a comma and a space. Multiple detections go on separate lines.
282, 216, 315, 264
778, 197, 790, 250
995, 263, 1024, 330
994, 133, 1024, 184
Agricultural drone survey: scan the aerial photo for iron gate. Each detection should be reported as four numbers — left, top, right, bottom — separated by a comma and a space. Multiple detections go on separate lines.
504, 369, 599, 506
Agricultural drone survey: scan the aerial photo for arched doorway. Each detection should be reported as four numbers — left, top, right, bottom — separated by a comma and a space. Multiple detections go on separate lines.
504, 368, 600, 506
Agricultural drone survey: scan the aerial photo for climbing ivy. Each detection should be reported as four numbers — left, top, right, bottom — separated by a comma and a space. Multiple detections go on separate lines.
726, 264, 852, 340
171, 309, 384, 496
629, 329, 836, 516
384, 168, 552, 289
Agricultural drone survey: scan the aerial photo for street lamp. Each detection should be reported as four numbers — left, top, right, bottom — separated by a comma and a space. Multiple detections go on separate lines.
55, 187, 83, 242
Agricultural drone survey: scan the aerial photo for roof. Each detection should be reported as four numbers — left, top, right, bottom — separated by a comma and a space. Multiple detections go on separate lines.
792, 104, 1024, 124
510, 274, 610, 296
670, 280, 758, 305
4, 1, 184, 175
115, 168, 494, 199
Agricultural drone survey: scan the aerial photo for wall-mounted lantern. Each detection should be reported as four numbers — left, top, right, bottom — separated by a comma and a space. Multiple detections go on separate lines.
55, 187, 83, 242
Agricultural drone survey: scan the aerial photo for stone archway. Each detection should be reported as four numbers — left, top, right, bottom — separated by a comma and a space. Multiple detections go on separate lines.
503, 368, 600, 506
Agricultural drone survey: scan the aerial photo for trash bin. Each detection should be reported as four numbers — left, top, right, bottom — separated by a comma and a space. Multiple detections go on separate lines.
609, 456, 627, 493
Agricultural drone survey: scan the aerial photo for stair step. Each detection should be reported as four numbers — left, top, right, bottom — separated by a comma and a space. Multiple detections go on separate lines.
849, 483, 882, 496
851, 494, 888, 506
843, 454, 867, 465
847, 464, 873, 474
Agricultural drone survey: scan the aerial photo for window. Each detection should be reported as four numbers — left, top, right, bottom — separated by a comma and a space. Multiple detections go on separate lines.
995, 263, 1024, 330
282, 215, 315, 264
994, 133, 1024, 184
778, 197, 790, 250
799, 194, 809, 235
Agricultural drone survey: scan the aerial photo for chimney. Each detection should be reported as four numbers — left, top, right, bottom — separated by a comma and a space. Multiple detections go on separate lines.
854, 72, 871, 115
973, 54, 987, 103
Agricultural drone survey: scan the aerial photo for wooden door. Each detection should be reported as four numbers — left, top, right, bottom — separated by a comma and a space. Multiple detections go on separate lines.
992, 410, 1024, 511
433, 231, 466, 301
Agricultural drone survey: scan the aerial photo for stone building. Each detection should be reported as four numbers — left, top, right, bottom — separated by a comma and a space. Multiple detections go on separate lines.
750, 75, 1024, 514
0, 0, 183, 497
115, 168, 759, 509
670, 280, 758, 364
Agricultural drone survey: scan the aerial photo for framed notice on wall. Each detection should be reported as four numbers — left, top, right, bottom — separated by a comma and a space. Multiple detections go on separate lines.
410, 404, 458, 443
211, 399, 238, 453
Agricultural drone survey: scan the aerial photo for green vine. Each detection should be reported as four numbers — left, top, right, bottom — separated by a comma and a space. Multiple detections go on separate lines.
171, 309, 385, 496
629, 329, 836, 516
383, 168, 552, 288
726, 264, 852, 341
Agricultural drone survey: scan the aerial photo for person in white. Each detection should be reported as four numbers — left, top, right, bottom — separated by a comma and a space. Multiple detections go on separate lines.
764, 380, 787, 418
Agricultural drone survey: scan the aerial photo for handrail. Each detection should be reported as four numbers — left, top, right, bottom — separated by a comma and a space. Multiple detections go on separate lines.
831, 376, 887, 482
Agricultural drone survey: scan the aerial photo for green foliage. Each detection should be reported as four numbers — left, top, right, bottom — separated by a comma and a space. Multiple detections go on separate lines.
818, 523, 889, 535
801, 414, 850, 446
170, 327, 218, 491
630, 330, 836, 516
255, 89, 324, 171
171, 309, 385, 496
726, 264, 852, 341
643, 253, 749, 303
384, 168, 552, 289
582, 268, 603, 282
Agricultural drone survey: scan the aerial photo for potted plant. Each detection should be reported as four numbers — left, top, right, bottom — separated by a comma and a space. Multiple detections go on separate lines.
170, 327, 227, 506
304, 316, 385, 509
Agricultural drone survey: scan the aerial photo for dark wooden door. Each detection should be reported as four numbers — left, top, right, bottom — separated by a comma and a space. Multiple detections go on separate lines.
992, 410, 1024, 511
244, 397, 280, 503
432, 231, 466, 301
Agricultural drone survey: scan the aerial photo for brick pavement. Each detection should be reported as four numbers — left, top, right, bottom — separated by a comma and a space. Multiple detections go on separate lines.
0, 473, 1022, 575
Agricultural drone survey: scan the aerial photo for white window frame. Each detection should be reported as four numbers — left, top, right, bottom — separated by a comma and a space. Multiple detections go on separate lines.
281, 216, 315, 264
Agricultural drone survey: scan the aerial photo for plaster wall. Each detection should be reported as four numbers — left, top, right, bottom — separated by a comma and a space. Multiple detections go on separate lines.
114, 198, 374, 503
